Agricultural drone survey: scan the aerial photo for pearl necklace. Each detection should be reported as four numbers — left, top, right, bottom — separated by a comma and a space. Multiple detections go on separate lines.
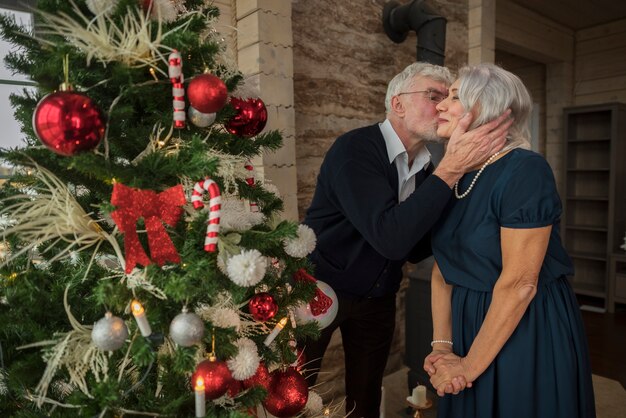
454, 151, 501, 199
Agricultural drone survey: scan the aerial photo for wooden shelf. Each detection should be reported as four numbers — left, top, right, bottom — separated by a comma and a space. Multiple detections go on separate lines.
566, 168, 610, 172
569, 251, 607, 261
565, 225, 608, 232
572, 282, 606, 298
563, 103, 626, 310
566, 196, 608, 201
567, 138, 611, 143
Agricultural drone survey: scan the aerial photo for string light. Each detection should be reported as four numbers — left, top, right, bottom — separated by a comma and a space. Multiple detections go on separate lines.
194, 376, 206, 417
263, 317, 288, 346
131, 299, 152, 337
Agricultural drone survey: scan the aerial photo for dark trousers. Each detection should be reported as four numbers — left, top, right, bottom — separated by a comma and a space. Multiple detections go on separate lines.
302, 293, 396, 418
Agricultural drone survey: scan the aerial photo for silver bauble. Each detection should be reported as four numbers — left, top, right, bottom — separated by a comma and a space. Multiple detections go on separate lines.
169, 311, 205, 347
91, 312, 128, 351
188, 106, 216, 128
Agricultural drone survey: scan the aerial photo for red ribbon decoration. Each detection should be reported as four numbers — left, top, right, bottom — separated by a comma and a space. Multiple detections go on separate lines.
111, 183, 186, 273
293, 269, 333, 316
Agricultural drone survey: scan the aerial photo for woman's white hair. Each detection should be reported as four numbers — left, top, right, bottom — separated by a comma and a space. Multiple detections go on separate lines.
458, 63, 532, 150
385, 62, 453, 114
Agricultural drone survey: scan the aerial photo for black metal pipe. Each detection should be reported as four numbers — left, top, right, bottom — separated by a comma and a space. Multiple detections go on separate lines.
382, 0, 447, 65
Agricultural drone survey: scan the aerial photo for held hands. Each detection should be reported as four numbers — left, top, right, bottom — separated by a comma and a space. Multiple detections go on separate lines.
424, 351, 474, 396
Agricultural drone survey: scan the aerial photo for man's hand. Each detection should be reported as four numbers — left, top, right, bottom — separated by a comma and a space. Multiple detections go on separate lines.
434, 109, 513, 187
429, 353, 475, 396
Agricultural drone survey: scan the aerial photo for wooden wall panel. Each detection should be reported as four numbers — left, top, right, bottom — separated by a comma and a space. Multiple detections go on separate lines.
574, 18, 626, 106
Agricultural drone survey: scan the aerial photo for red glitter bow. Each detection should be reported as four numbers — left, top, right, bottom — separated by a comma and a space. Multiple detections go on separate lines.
111, 183, 186, 273
293, 269, 333, 316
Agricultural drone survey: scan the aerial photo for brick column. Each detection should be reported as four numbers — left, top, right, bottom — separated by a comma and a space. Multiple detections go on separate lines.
235, 0, 298, 221
468, 0, 495, 64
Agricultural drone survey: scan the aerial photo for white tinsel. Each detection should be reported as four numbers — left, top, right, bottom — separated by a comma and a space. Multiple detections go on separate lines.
0, 369, 7, 396
305, 390, 324, 414
226, 249, 267, 287
86, 0, 119, 15
227, 337, 260, 380
208, 307, 241, 331
50, 380, 74, 399
220, 196, 265, 231
283, 224, 317, 258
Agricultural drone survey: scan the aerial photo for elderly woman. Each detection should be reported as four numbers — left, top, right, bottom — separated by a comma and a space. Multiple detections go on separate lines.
424, 64, 596, 418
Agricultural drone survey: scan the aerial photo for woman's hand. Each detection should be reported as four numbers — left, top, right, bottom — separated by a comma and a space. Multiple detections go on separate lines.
429, 353, 475, 396
424, 348, 452, 377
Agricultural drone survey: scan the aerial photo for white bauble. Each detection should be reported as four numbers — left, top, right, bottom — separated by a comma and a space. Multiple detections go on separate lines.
169, 311, 205, 347
188, 106, 216, 128
91, 312, 128, 351
294, 280, 338, 330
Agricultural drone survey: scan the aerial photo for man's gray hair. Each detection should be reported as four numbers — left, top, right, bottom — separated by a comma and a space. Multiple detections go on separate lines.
458, 63, 532, 150
385, 62, 453, 114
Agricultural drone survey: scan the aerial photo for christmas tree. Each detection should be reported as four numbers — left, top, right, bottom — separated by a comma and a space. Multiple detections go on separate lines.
0, 1, 338, 416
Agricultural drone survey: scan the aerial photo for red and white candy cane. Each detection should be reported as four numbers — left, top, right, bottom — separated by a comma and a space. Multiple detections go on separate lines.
244, 162, 259, 213
191, 178, 221, 252
168, 50, 185, 129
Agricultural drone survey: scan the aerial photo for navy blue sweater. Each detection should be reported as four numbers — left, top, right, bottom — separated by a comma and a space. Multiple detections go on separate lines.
304, 124, 452, 297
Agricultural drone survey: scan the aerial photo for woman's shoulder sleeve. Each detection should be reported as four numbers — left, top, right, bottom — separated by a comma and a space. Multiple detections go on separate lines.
498, 151, 562, 228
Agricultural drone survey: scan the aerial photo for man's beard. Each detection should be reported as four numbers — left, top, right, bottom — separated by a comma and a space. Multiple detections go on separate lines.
424, 136, 446, 144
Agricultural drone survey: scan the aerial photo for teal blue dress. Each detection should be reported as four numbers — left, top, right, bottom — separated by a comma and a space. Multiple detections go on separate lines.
432, 149, 596, 418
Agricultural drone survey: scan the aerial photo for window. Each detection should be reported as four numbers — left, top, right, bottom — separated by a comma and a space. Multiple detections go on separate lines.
0, 1, 35, 152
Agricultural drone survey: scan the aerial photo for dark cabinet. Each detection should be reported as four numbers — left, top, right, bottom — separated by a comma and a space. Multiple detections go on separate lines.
562, 103, 626, 310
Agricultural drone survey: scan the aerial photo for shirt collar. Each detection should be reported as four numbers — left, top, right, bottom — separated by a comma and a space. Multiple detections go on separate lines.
379, 119, 431, 170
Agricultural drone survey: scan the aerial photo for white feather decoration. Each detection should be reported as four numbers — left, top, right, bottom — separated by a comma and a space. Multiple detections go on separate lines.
35, 1, 196, 70
0, 165, 120, 267
86, 0, 119, 15
16, 287, 110, 405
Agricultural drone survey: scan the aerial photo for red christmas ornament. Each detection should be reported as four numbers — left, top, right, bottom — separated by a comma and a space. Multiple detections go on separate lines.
263, 368, 308, 417
242, 362, 271, 390
33, 91, 105, 156
224, 97, 268, 138
192, 358, 233, 399
248, 292, 278, 322
227, 378, 242, 397
110, 183, 186, 273
187, 73, 228, 114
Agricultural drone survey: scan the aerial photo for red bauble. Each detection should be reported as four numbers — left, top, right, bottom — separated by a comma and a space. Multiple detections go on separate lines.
191, 359, 233, 399
224, 97, 268, 138
33, 91, 105, 156
187, 74, 228, 114
248, 292, 278, 322
263, 368, 308, 417
227, 378, 243, 397
242, 362, 271, 390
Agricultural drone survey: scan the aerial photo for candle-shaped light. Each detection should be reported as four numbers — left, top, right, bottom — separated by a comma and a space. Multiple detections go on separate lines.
263, 317, 288, 346
194, 376, 206, 417
131, 299, 152, 337
380, 386, 386, 418
414, 385, 427, 406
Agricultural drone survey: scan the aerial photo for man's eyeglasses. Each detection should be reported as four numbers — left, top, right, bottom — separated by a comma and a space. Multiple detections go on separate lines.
397, 89, 447, 104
